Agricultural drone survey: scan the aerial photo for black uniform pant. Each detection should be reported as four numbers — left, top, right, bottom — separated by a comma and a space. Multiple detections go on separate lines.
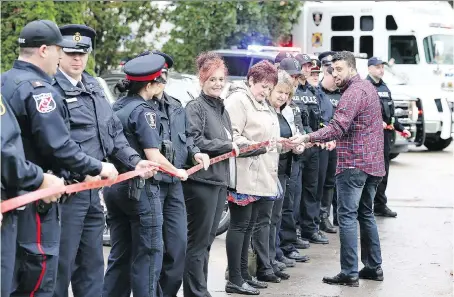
54, 189, 105, 297
252, 199, 275, 277
11, 202, 60, 297
103, 181, 163, 297
1, 211, 18, 297
280, 156, 302, 255
183, 180, 226, 297
318, 148, 337, 219
299, 146, 320, 237
374, 130, 392, 209
159, 181, 187, 297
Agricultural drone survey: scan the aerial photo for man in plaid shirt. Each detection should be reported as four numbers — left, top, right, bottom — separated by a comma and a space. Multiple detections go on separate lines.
297, 51, 385, 287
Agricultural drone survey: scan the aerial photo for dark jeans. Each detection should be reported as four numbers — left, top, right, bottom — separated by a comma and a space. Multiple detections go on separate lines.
336, 168, 383, 277
252, 199, 274, 277
226, 202, 257, 286
280, 156, 302, 255
299, 146, 320, 237
1, 212, 17, 297
319, 148, 337, 219
183, 181, 226, 297
374, 130, 392, 209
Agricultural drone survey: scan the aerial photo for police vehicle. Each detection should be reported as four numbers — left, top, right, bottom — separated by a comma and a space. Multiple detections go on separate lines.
291, 0, 454, 151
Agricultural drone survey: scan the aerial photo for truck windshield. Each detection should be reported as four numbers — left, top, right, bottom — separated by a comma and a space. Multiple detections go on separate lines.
423, 34, 454, 65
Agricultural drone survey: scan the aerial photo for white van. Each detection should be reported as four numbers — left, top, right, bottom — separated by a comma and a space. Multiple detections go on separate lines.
292, 1, 454, 150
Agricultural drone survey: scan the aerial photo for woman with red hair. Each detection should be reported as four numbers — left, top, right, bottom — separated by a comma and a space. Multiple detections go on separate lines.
224, 60, 288, 295
183, 52, 239, 297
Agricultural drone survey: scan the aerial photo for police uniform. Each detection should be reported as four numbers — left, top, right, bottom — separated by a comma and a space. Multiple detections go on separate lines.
366, 58, 405, 216
50, 24, 143, 297
316, 51, 341, 233
0, 97, 45, 297
291, 54, 328, 244
1, 20, 105, 297
147, 50, 201, 297
102, 54, 166, 297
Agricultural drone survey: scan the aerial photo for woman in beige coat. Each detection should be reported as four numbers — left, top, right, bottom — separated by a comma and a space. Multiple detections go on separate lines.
224, 61, 292, 295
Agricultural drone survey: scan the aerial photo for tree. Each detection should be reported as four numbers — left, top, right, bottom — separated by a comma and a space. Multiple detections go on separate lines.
162, 1, 302, 73
1, 1, 56, 72
84, 1, 167, 75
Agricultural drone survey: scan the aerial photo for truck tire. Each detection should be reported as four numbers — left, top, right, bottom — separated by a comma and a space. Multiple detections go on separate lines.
216, 200, 230, 236
424, 136, 452, 151
389, 153, 400, 160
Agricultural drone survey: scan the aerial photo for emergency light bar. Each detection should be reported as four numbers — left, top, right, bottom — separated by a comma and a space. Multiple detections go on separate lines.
247, 45, 302, 53
429, 23, 453, 29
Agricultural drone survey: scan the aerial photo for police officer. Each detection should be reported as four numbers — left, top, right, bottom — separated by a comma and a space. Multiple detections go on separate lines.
0, 96, 65, 297
276, 57, 311, 264
137, 49, 209, 297
366, 57, 410, 218
50, 24, 159, 297
316, 51, 341, 234
103, 54, 188, 297
2, 20, 122, 297
292, 53, 329, 244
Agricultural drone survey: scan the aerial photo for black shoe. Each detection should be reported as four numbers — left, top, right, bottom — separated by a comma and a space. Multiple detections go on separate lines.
303, 232, 329, 244
322, 273, 359, 287
245, 277, 268, 289
257, 273, 281, 283
374, 206, 397, 217
225, 281, 260, 295
359, 267, 384, 281
271, 260, 286, 271
277, 256, 296, 267
286, 251, 310, 262
295, 238, 310, 249
320, 217, 337, 234
275, 270, 290, 280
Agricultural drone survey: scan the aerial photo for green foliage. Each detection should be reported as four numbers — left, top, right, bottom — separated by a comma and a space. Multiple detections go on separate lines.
162, 1, 302, 73
84, 1, 166, 75
1, 1, 56, 72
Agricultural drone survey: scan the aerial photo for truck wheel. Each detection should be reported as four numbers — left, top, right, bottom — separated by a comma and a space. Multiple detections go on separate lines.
389, 153, 400, 160
424, 136, 452, 151
216, 200, 230, 236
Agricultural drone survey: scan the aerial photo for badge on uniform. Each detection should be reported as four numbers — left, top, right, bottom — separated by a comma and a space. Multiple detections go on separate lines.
33, 93, 56, 113
145, 112, 156, 129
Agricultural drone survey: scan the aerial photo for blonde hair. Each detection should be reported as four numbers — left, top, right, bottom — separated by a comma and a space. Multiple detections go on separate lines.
275, 70, 294, 99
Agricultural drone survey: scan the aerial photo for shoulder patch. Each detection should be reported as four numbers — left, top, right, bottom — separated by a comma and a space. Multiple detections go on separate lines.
33, 93, 56, 113
31, 81, 44, 88
145, 112, 156, 129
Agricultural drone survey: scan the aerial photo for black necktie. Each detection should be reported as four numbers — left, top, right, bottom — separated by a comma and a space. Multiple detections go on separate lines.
77, 81, 86, 91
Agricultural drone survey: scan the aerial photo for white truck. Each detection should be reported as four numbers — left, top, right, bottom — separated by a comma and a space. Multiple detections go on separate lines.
291, 1, 454, 151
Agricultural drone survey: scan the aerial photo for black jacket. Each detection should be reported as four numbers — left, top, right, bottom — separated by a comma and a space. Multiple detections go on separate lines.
185, 93, 233, 186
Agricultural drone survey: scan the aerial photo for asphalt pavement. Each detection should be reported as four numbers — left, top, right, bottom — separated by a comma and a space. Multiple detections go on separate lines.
73, 144, 454, 297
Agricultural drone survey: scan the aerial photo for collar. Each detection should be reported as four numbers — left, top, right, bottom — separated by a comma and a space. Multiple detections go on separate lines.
319, 82, 340, 94
59, 69, 79, 87
201, 92, 225, 110
54, 69, 84, 93
366, 75, 383, 86
13, 60, 52, 83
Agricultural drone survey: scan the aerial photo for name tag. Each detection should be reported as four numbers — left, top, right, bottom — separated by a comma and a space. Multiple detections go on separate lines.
377, 92, 389, 98
65, 97, 78, 103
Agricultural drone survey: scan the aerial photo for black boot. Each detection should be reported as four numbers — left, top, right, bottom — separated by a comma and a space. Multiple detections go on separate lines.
322, 273, 359, 287
320, 216, 337, 233
374, 205, 397, 217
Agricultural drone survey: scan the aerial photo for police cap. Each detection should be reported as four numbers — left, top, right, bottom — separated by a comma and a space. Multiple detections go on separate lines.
151, 50, 174, 70
311, 59, 322, 72
368, 57, 387, 66
123, 54, 166, 82
318, 51, 336, 66
59, 24, 96, 53
279, 58, 301, 76
18, 20, 75, 48
294, 53, 312, 66
275, 51, 293, 64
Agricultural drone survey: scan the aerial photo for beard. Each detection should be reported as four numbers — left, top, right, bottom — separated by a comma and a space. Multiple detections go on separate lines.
335, 77, 349, 88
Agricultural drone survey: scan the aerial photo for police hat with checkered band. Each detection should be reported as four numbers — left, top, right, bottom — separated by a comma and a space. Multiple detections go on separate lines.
123, 54, 166, 83
59, 24, 96, 53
